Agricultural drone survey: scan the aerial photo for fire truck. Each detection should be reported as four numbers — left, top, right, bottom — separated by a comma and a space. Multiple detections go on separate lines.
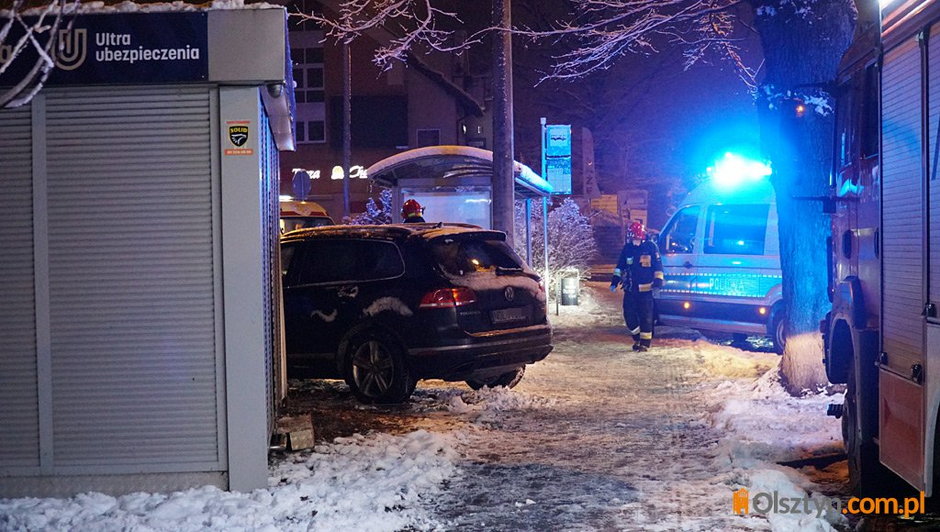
824, 0, 940, 495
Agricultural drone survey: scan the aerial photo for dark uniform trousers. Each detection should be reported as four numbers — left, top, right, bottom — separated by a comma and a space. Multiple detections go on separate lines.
612, 239, 663, 348
623, 290, 655, 347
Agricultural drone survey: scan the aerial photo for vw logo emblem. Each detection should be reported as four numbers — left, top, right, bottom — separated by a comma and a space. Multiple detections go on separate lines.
504, 286, 515, 302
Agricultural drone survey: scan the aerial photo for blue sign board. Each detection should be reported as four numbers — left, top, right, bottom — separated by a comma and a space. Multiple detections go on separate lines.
292, 170, 312, 199
546, 157, 572, 195
0, 12, 209, 87
544, 124, 572, 158
543, 123, 572, 194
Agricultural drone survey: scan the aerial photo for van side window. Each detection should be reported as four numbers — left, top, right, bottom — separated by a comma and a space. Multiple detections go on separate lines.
296, 240, 405, 285
703, 204, 769, 255
661, 206, 700, 254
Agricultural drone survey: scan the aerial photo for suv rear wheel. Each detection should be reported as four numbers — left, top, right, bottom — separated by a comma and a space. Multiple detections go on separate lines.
344, 330, 416, 403
466, 366, 525, 390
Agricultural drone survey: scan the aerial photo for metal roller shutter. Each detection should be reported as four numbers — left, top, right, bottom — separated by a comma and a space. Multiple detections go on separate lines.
44, 86, 221, 468
882, 38, 925, 370
259, 106, 283, 434
0, 106, 39, 468
929, 26, 940, 308
260, 107, 275, 434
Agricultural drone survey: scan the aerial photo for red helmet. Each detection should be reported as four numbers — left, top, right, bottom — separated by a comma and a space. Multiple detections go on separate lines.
402, 199, 424, 219
628, 221, 646, 240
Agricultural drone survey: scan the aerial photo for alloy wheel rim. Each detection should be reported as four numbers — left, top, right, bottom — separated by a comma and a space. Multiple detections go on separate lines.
351, 340, 394, 398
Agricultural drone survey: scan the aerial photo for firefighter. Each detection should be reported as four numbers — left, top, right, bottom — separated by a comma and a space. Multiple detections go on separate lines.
610, 221, 664, 351
401, 199, 426, 223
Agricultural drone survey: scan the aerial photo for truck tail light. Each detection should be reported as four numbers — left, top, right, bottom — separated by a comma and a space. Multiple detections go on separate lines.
419, 287, 477, 308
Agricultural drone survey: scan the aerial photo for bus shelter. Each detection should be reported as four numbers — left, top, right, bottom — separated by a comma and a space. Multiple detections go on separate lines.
365, 146, 553, 270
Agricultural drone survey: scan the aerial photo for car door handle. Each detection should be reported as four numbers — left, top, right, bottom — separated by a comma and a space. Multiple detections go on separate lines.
683, 261, 693, 269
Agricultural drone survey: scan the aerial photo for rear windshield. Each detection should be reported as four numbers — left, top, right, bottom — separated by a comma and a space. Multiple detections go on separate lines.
432, 237, 525, 277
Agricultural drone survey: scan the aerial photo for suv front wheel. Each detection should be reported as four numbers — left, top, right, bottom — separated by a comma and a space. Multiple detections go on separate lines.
344, 330, 416, 403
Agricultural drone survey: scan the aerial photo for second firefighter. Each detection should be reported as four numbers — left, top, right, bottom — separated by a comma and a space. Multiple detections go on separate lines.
610, 221, 664, 351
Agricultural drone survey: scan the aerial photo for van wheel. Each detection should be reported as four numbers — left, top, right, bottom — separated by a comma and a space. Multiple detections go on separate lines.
343, 330, 416, 404
466, 366, 525, 390
770, 306, 786, 355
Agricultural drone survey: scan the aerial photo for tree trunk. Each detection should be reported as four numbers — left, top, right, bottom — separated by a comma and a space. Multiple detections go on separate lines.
751, 0, 856, 394
492, 0, 515, 245
341, 41, 352, 218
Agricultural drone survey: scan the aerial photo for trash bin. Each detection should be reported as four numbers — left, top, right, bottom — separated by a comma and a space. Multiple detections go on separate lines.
560, 272, 580, 306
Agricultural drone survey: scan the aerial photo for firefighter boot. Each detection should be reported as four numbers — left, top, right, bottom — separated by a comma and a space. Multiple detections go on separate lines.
632, 334, 641, 351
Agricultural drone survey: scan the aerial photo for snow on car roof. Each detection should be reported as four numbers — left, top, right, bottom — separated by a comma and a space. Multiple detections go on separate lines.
409, 224, 505, 241
280, 223, 505, 242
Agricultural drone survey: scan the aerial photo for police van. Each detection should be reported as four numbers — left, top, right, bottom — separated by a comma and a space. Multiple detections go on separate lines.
654, 178, 786, 352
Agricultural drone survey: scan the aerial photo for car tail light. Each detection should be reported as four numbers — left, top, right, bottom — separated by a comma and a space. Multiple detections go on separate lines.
419, 287, 477, 308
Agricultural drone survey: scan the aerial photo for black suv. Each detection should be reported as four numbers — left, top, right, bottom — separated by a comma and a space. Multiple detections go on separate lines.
281, 223, 553, 403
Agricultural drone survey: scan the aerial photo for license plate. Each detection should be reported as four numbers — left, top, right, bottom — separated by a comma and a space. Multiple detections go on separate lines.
490, 307, 527, 324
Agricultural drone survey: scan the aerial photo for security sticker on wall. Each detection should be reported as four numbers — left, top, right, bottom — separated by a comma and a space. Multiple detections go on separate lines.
224, 120, 253, 156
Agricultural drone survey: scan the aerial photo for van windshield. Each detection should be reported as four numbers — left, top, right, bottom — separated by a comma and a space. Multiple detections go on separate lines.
280, 216, 333, 233
661, 206, 699, 254
704, 204, 769, 255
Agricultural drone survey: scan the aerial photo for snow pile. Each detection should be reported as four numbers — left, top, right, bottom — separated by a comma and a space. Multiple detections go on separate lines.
746, 469, 846, 532
711, 368, 842, 467
447, 385, 556, 413
411, 384, 556, 418
0, 430, 458, 532
697, 342, 778, 379
707, 366, 847, 531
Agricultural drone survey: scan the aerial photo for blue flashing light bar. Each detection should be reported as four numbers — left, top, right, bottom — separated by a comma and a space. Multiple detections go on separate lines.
707, 153, 772, 190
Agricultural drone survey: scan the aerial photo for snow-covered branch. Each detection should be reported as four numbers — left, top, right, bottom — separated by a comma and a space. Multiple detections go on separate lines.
296, 0, 477, 71
513, 0, 756, 85
0, 0, 77, 108
514, 199, 598, 291
295, 0, 759, 86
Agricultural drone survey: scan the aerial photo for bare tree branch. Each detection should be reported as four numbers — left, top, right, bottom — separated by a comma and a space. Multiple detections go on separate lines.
510, 0, 755, 85
296, 0, 480, 71
296, 0, 758, 88
1, 0, 78, 108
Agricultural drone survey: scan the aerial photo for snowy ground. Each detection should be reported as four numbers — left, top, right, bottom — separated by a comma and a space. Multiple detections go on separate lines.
1, 282, 852, 531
